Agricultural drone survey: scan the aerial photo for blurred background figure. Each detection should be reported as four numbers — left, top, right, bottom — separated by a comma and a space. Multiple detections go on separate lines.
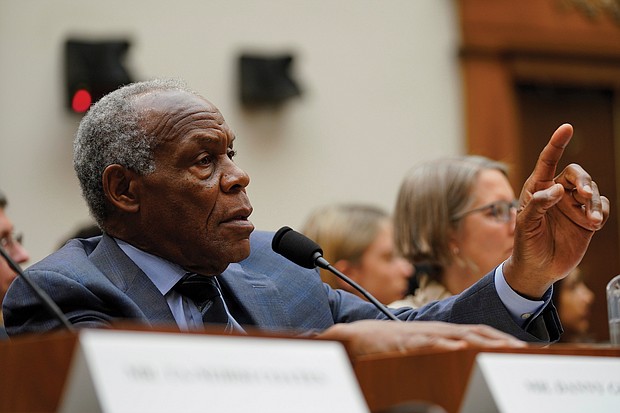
0, 190, 30, 338
553, 267, 595, 343
301, 203, 413, 305
391, 156, 515, 308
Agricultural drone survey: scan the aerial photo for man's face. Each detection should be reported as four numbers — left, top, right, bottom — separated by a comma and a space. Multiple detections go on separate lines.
130, 90, 254, 275
0, 208, 29, 303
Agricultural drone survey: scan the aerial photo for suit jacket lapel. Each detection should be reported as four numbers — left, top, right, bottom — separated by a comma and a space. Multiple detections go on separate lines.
89, 234, 177, 325
219, 262, 292, 330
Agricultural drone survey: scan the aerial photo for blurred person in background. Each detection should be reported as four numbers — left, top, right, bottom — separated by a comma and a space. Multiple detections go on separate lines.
0, 190, 30, 338
391, 156, 516, 308
302, 204, 414, 305
552, 267, 595, 343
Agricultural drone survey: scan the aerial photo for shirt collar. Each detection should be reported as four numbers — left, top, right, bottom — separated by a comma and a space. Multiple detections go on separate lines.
114, 238, 187, 296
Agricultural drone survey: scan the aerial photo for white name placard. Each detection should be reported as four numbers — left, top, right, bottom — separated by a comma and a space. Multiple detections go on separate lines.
459, 352, 620, 413
59, 329, 369, 413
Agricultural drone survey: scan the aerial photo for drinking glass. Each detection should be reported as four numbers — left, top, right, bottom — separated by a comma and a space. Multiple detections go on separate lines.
607, 274, 620, 346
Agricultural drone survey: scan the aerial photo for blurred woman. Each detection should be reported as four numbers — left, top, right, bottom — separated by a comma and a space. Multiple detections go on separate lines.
391, 155, 516, 308
553, 267, 595, 342
301, 204, 413, 305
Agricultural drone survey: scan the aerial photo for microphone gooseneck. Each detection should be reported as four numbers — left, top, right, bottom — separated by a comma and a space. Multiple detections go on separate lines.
0, 245, 74, 332
272, 226, 400, 322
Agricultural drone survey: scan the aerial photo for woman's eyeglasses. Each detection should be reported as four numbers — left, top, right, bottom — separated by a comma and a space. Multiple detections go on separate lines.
0, 231, 23, 251
452, 200, 519, 223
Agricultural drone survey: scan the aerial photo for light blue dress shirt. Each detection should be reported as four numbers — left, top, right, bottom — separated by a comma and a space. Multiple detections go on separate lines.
494, 261, 550, 327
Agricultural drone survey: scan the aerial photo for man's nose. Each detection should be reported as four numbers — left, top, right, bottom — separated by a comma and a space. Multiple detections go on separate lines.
221, 158, 250, 192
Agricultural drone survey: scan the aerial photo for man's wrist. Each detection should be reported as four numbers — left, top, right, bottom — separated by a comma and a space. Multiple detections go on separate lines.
495, 261, 548, 328
502, 256, 549, 299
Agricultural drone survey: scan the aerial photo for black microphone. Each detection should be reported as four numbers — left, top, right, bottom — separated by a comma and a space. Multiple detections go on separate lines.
0, 245, 74, 332
272, 226, 400, 322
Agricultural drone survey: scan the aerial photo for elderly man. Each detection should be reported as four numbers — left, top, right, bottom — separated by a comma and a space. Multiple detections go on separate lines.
3, 79, 608, 354
0, 190, 30, 339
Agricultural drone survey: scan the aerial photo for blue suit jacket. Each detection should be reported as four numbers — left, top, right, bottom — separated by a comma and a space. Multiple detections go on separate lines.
2, 231, 560, 342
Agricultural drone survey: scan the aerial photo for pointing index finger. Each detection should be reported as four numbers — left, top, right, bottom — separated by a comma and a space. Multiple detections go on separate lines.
531, 123, 573, 184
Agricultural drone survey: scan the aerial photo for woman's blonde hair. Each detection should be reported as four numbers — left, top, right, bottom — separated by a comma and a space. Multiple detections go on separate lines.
301, 204, 389, 288
394, 155, 508, 281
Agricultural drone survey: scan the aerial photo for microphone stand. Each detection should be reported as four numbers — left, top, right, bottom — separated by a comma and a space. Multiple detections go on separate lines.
313, 253, 401, 322
0, 245, 74, 332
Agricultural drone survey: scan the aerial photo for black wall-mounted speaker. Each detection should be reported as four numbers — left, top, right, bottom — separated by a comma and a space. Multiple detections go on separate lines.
239, 54, 302, 106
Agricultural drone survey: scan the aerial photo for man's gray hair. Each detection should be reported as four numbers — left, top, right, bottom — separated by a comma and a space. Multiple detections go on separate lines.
73, 78, 194, 229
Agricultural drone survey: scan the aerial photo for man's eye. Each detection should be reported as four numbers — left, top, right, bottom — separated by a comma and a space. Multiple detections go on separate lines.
228, 149, 237, 159
197, 155, 212, 165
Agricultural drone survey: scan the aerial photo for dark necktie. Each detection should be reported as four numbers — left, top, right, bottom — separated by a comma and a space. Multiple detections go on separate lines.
174, 274, 232, 328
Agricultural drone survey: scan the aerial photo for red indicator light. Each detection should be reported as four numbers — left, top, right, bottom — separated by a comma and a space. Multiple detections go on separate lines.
71, 89, 92, 113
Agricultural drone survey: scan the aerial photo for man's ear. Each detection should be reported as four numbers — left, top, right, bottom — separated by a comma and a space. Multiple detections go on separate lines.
102, 164, 140, 213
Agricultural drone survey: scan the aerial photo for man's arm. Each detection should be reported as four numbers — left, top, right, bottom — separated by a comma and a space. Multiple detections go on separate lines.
318, 319, 526, 357
3, 268, 116, 334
